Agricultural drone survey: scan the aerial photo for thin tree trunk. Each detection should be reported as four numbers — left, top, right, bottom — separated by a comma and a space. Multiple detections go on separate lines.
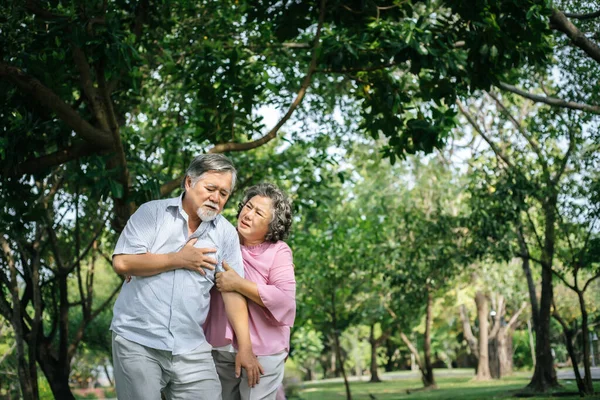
577, 291, 594, 394
552, 311, 585, 395
518, 230, 539, 330
400, 332, 423, 374
333, 331, 351, 400
103, 363, 113, 387
331, 292, 351, 400
28, 234, 43, 398
1, 239, 36, 400
475, 291, 491, 380
369, 324, 381, 383
527, 319, 536, 367
422, 290, 436, 388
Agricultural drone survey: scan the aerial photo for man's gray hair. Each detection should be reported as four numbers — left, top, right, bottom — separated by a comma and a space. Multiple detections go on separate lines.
181, 154, 237, 191
237, 183, 292, 242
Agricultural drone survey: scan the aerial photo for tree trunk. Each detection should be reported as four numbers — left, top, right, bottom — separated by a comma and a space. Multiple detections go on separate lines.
329, 345, 337, 378
331, 292, 352, 400
103, 363, 114, 387
475, 291, 491, 380
518, 230, 539, 330
553, 312, 585, 395
498, 329, 513, 377
2, 238, 37, 400
459, 304, 479, 360
369, 324, 381, 383
384, 339, 397, 372
577, 291, 594, 394
527, 319, 536, 367
489, 337, 500, 379
528, 266, 557, 391
38, 350, 76, 400
333, 331, 352, 400
422, 290, 436, 388
527, 199, 559, 391
489, 328, 513, 379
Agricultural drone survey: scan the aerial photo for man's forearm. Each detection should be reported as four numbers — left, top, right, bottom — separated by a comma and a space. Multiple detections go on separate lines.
112, 253, 180, 277
222, 291, 253, 351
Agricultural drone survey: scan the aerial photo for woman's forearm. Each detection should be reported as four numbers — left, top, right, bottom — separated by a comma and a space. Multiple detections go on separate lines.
234, 278, 265, 307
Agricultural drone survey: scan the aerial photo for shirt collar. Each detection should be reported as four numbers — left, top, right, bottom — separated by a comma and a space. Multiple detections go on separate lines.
166, 193, 218, 228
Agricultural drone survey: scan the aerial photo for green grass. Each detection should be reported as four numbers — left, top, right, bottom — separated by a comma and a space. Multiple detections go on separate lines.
294, 373, 600, 400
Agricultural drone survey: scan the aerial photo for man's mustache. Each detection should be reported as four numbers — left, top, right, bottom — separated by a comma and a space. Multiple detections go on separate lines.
203, 201, 219, 210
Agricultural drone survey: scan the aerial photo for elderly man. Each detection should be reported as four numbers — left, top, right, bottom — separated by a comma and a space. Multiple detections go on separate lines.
110, 154, 262, 400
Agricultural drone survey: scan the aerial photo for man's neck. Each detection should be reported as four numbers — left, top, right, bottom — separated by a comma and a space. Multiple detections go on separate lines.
188, 218, 201, 236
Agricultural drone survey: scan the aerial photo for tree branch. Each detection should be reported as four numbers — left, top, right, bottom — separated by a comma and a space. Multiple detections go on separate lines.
485, 90, 549, 177
208, 0, 327, 155
97, 58, 130, 200
553, 128, 576, 184
519, 252, 543, 266
66, 279, 121, 360
65, 223, 105, 274
159, 0, 328, 198
45, 213, 66, 272
8, 142, 101, 176
459, 304, 479, 358
583, 272, 600, 293
317, 62, 399, 74
489, 294, 505, 339
552, 268, 576, 291
506, 301, 528, 330
497, 82, 600, 114
524, 208, 544, 251
0, 62, 114, 149
90, 282, 121, 321
550, 9, 600, 65
25, 0, 69, 20
400, 332, 424, 373
0, 343, 16, 365
563, 10, 600, 20
456, 100, 515, 170
72, 45, 111, 132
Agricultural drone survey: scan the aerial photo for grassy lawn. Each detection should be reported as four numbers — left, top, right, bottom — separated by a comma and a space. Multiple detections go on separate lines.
294, 373, 599, 400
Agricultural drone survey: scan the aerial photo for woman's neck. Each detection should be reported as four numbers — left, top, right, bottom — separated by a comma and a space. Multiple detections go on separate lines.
239, 233, 265, 247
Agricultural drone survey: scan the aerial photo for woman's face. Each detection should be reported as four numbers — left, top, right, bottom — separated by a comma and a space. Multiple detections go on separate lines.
237, 195, 273, 244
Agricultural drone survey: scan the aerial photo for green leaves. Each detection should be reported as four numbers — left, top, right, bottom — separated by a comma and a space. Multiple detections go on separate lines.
108, 179, 124, 199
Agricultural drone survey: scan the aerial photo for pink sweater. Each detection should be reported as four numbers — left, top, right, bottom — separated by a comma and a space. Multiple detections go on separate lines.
204, 241, 296, 356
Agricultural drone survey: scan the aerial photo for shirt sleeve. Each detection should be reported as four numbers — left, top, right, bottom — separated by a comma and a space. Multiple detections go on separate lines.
219, 223, 244, 278
257, 244, 296, 327
113, 203, 157, 256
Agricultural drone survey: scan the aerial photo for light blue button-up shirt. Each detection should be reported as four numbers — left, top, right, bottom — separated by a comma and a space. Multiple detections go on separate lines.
110, 194, 243, 355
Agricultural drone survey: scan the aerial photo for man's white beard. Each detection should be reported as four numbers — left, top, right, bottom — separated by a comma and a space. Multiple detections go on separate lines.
197, 201, 219, 222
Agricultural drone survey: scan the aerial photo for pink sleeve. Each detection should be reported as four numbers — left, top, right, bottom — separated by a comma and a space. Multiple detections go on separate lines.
257, 245, 296, 327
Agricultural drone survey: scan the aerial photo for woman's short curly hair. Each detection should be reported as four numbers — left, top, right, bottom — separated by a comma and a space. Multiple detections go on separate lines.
237, 183, 292, 242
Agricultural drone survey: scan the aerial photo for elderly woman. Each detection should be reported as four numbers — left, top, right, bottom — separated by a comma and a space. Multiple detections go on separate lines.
204, 183, 296, 400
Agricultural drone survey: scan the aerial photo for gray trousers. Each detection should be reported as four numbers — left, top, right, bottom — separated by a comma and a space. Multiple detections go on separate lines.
212, 350, 287, 400
112, 332, 221, 400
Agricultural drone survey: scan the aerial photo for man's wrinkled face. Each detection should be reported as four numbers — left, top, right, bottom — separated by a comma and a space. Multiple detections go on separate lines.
185, 171, 232, 222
